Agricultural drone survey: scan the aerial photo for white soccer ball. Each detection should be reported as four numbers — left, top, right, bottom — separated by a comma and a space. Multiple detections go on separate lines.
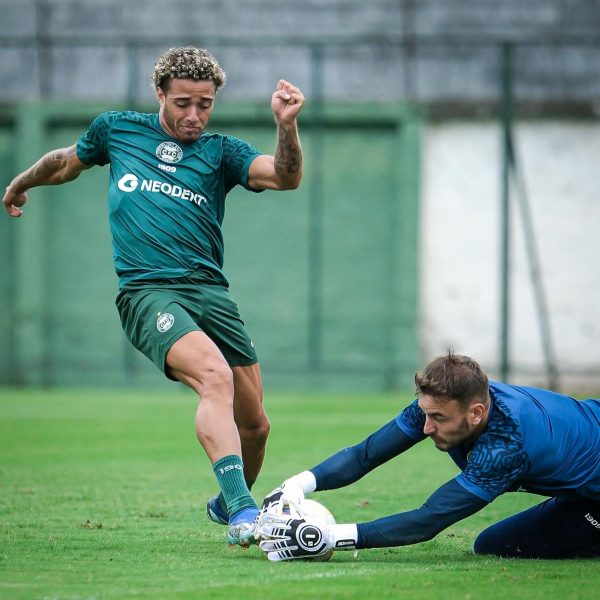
290, 498, 336, 562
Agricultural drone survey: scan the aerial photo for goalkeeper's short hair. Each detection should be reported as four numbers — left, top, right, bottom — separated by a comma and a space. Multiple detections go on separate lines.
415, 351, 489, 408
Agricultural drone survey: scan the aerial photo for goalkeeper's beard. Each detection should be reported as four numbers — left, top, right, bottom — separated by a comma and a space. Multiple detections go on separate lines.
431, 417, 472, 451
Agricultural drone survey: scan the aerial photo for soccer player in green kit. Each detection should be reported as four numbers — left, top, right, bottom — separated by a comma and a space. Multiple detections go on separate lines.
2, 47, 305, 548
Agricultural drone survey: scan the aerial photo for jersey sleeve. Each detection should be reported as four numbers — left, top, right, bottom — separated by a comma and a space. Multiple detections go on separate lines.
76, 111, 122, 166
455, 431, 531, 502
395, 399, 427, 442
222, 135, 262, 194
356, 478, 488, 548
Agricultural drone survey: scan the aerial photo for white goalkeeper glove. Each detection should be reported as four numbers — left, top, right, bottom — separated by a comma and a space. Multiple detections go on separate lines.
256, 512, 358, 562
259, 471, 316, 516
257, 512, 334, 561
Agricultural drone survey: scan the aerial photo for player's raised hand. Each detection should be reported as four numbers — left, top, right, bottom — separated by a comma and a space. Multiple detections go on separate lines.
257, 512, 334, 561
3, 185, 27, 217
271, 79, 305, 124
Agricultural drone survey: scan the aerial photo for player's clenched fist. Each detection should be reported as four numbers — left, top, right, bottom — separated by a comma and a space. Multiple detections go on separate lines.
271, 80, 305, 123
3, 185, 27, 217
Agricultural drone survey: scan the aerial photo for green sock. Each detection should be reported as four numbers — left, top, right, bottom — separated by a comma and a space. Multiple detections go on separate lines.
216, 475, 253, 512
212, 455, 257, 517
216, 492, 227, 514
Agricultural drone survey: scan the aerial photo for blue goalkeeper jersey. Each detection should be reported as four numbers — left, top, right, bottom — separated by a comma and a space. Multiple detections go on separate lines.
76, 111, 262, 288
396, 382, 600, 502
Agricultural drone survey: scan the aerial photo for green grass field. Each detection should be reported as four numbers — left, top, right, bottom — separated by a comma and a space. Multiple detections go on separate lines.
0, 388, 598, 599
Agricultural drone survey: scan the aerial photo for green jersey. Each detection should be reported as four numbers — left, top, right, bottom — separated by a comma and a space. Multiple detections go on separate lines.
76, 111, 262, 288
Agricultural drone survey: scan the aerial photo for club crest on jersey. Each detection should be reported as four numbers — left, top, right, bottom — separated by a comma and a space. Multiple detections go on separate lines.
156, 141, 183, 164
156, 312, 175, 333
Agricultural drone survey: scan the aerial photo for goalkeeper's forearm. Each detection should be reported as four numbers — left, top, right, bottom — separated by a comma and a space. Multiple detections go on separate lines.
355, 479, 488, 548
317, 479, 489, 552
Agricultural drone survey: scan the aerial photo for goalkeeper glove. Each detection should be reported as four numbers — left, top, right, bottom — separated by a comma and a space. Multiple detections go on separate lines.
257, 512, 358, 562
257, 512, 334, 561
260, 471, 316, 516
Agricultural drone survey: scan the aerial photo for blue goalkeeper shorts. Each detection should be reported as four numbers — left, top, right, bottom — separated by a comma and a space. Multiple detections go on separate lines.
473, 496, 600, 559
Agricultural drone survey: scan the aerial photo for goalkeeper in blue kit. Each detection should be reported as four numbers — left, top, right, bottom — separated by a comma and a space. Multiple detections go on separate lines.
3, 47, 305, 547
257, 353, 600, 561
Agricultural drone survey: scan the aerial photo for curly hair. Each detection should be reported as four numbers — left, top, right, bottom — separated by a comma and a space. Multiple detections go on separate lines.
151, 46, 226, 92
415, 351, 489, 407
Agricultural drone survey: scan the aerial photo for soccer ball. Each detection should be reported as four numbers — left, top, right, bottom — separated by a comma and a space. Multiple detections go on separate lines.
289, 498, 336, 562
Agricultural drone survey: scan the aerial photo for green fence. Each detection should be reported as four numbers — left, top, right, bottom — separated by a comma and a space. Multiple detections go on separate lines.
0, 102, 420, 391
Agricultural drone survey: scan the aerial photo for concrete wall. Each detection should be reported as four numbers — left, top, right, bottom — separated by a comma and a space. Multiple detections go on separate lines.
1, 0, 599, 104
421, 119, 600, 389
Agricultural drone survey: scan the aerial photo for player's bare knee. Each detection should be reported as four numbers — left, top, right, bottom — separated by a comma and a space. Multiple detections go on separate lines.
200, 360, 234, 395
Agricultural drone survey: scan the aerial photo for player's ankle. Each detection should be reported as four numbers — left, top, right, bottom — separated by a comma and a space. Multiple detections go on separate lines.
230, 506, 259, 525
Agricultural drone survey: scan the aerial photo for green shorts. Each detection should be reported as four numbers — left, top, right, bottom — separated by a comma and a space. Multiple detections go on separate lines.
116, 282, 258, 377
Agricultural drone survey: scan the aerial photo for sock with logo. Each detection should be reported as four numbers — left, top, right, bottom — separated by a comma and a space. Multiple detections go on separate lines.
212, 455, 258, 517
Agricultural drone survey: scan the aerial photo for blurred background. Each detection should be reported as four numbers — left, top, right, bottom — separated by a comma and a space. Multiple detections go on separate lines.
0, 0, 599, 393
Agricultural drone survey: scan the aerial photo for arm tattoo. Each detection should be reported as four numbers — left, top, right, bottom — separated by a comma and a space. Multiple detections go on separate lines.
274, 125, 302, 180
18, 146, 81, 190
